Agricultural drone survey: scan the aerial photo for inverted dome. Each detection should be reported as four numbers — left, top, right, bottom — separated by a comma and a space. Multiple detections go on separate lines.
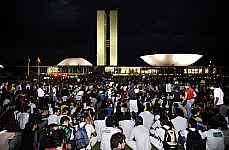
140, 54, 203, 66
57, 58, 93, 66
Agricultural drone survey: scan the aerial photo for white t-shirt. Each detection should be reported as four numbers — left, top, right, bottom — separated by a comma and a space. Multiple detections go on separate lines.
119, 120, 135, 139
166, 83, 172, 93
28, 103, 36, 114
16, 84, 22, 91
129, 99, 138, 113
108, 89, 112, 99
48, 114, 60, 125
151, 125, 178, 150
101, 127, 121, 150
151, 115, 161, 129
171, 116, 188, 137
94, 120, 106, 142
70, 125, 78, 140
37, 88, 45, 98
214, 88, 224, 105
150, 126, 165, 150
134, 88, 139, 94
18, 112, 30, 129
26, 84, 30, 90
2, 99, 10, 107
139, 111, 155, 129
129, 125, 152, 150
77, 91, 84, 96
202, 129, 224, 150
52, 87, 56, 96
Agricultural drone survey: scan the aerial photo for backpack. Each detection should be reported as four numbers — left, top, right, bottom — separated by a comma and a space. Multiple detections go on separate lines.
74, 124, 90, 150
162, 127, 178, 150
186, 128, 205, 150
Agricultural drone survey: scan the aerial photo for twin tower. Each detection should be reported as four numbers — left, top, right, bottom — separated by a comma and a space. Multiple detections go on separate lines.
97, 10, 118, 66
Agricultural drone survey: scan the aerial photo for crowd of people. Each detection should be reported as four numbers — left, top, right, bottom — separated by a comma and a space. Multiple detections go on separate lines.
0, 74, 228, 150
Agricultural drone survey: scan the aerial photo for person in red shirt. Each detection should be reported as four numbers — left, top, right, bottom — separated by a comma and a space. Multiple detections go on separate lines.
184, 83, 197, 119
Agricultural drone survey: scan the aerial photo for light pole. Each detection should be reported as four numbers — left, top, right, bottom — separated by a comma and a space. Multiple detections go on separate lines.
27, 57, 30, 78
37, 57, 40, 82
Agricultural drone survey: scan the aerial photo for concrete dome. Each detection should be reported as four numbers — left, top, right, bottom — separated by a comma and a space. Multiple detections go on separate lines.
140, 54, 203, 66
57, 58, 93, 66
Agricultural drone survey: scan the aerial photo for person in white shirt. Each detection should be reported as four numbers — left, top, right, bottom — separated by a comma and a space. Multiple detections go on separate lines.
139, 103, 154, 129
202, 118, 224, 150
48, 108, 61, 125
18, 108, 30, 130
16, 84, 22, 91
26, 83, 30, 90
150, 114, 174, 150
129, 87, 138, 113
171, 108, 188, 138
213, 83, 224, 115
52, 86, 57, 101
101, 116, 122, 150
118, 113, 135, 139
94, 110, 106, 142
2, 98, 10, 108
94, 119, 106, 142
37, 86, 46, 109
166, 83, 172, 93
28, 101, 36, 114
37, 87, 45, 98
127, 116, 151, 150
151, 114, 161, 129
108, 88, 112, 99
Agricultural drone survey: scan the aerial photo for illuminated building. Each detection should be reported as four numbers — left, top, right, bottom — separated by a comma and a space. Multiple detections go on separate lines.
97, 10, 118, 66
97, 10, 107, 66
109, 10, 118, 66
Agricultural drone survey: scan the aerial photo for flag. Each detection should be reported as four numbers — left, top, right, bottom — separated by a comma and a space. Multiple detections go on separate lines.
37, 57, 41, 63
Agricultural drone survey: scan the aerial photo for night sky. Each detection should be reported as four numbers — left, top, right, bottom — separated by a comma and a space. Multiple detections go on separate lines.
1, 0, 219, 66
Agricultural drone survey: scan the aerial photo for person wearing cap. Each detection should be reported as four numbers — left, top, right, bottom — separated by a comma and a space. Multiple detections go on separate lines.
213, 82, 224, 115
